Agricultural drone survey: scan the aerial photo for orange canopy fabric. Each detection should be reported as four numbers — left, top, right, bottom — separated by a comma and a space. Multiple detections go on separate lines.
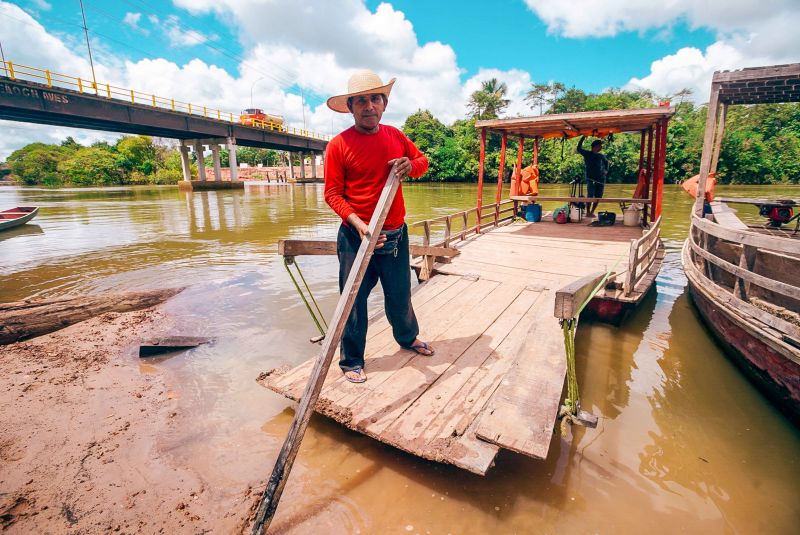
681, 172, 716, 202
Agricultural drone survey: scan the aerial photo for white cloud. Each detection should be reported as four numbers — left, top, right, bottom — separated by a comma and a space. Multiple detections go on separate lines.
525, 0, 800, 102
30, 0, 50, 11
123, 12, 141, 27
122, 12, 148, 35
0, 0, 536, 158
162, 15, 207, 47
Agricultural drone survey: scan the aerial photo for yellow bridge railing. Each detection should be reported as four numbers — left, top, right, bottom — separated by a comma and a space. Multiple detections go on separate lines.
0, 60, 331, 142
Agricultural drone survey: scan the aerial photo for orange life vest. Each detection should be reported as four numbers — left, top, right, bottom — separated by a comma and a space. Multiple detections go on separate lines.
681, 172, 716, 202
520, 164, 540, 196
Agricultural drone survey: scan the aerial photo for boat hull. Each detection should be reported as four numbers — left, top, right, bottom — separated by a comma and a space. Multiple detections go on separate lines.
682, 241, 800, 426
0, 206, 39, 231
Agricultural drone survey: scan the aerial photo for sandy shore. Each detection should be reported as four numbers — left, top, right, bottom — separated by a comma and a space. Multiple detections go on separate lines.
0, 307, 258, 533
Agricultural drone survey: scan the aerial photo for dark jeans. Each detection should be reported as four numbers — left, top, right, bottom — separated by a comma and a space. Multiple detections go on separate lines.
336, 222, 419, 372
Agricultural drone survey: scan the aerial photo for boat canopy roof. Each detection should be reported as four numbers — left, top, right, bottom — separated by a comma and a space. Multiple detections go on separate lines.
474, 107, 675, 140
713, 63, 800, 105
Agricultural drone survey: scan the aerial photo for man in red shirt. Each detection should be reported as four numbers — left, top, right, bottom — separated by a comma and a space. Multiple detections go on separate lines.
324, 70, 433, 383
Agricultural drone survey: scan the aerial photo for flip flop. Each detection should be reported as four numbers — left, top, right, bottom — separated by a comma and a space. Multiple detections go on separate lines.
405, 341, 435, 356
343, 367, 367, 383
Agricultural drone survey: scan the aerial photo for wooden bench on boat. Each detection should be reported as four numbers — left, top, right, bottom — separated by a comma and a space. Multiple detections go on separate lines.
261, 108, 675, 473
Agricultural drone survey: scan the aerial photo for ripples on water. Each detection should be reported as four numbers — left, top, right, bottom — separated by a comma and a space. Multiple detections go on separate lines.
1, 183, 798, 533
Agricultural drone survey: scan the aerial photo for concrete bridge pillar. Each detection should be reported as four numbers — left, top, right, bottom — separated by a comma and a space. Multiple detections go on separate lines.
288, 152, 295, 180
179, 144, 192, 181
300, 153, 306, 180
210, 144, 222, 182
227, 137, 238, 181
311, 152, 317, 179
194, 142, 207, 181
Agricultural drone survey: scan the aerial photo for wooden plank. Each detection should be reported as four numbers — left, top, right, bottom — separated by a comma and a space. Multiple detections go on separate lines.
688, 236, 800, 300
324, 278, 500, 409
268, 274, 461, 393
711, 202, 749, 231
353, 282, 526, 437
554, 271, 608, 319
274, 274, 471, 399
388, 287, 546, 443
251, 167, 400, 532
693, 214, 799, 255
278, 239, 459, 258
474, 291, 566, 459
138, 336, 212, 357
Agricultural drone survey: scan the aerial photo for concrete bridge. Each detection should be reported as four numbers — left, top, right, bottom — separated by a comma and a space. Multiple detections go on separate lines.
0, 61, 328, 186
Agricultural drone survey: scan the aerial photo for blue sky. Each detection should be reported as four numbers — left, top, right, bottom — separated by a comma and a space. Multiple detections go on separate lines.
365, 0, 716, 92
1, 0, 798, 158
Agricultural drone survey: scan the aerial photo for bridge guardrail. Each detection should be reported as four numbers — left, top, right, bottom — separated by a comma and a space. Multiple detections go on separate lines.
1, 60, 330, 142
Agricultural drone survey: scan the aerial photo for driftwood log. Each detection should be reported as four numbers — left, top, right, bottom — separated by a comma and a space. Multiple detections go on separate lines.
0, 288, 184, 345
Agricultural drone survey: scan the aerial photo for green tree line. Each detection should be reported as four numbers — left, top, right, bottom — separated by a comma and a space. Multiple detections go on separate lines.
3, 136, 291, 187
403, 81, 800, 185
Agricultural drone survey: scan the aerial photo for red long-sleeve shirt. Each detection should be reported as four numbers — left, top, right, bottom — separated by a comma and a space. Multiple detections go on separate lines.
324, 124, 428, 230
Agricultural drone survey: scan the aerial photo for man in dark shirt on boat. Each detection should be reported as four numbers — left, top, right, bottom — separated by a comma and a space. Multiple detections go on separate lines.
577, 136, 609, 218
324, 70, 434, 384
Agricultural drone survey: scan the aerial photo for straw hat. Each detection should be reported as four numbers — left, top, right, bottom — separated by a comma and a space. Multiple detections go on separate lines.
326, 70, 396, 113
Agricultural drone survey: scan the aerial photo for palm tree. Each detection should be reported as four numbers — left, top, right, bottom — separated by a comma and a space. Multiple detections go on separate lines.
467, 78, 510, 120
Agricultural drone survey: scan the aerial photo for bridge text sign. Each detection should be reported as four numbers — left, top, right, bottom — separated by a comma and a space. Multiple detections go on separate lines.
0, 81, 70, 105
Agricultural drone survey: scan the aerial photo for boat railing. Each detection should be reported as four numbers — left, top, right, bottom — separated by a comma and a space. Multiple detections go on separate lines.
687, 212, 800, 340
624, 216, 662, 296
410, 199, 515, 251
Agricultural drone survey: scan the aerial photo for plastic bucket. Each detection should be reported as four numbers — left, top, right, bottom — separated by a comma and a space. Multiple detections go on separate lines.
623, 206, 641, 226
569, 204, 583, 223
525, 203, 542, 222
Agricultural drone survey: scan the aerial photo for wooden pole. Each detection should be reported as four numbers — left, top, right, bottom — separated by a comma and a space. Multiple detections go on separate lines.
710, 103, 727, 175
476, 128, 486, 233
512, 136, 524, 212
644, 127, 654, 222
655, 119, 668, 219
637, 130, 646, 176
251, 165, 401, 534
496, 132, 507, 204
694, 83, 720, 217
650, 124, 661, 221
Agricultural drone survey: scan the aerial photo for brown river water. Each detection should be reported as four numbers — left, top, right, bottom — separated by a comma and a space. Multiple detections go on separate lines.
1, 183, 799, 534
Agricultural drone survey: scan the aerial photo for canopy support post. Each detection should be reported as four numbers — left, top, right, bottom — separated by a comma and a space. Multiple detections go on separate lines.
710, 103, 727, 176
644, 127, 654, 222
655, 119, 668, 219
694, 84, 721, 217
495, 132, 507, 224
650, 124, 662, 221
476, 127, 486, 233
512, 136, 524, 214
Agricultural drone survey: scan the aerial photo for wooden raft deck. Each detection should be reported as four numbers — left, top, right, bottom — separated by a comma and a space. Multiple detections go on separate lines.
261, 219, 651, 475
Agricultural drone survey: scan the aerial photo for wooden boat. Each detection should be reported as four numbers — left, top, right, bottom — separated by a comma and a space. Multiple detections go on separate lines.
262, 107, 675, 474
682, 63, 800, 426
0, 206, 39, 231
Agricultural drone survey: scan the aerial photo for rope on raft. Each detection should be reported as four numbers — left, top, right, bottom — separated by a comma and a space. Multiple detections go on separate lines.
559, 252, 626, 431
283, 256, 328, 339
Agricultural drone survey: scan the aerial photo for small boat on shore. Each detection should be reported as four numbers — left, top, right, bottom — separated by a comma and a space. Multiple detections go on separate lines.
0, 206, 39, 231
682, 63, 800, 426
